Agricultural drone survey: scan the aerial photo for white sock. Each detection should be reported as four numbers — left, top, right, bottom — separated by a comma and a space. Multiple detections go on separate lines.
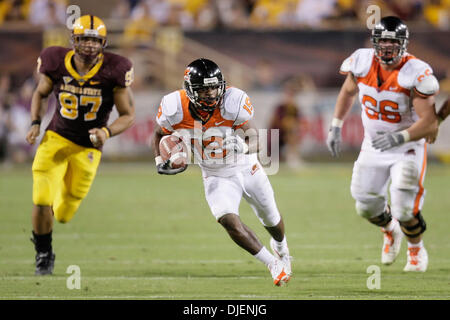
254, 247, 276, 267
408, 240, 424, 248
384, 219, 397, 232
272, 236, 289, 254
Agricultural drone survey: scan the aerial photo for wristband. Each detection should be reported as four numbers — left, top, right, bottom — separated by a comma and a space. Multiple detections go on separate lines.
331, 118, 344, 128
400, 130, 410, 142
31, 120, 41, 126
101, 127, 111, 139
155, 156, 164, 166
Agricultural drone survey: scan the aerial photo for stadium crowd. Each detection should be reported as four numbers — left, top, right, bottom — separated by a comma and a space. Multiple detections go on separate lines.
0, 0, 448, 30
0, 0, 448, 165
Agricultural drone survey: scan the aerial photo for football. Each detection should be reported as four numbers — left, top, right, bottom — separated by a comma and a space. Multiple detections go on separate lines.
159, 134, 188, 169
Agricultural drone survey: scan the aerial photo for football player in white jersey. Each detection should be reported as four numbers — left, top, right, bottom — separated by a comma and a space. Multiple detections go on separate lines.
152, 58, 292, 286
326, 16, 439, 272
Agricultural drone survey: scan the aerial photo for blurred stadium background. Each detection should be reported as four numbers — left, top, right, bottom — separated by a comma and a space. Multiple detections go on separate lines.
0, 0, 449, 167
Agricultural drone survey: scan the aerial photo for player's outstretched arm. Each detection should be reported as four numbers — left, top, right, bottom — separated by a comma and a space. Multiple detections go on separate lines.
26, 74, 53, 145
89, 87, 135, 148
426, 98, 449, 144
407, 92, 438, 141
373, 92, 439, 151
326, 73, 358, 157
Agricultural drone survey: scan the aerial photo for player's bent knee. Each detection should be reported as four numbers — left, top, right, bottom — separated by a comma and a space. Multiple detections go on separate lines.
217, 212, 239, 225
32, 174, 53, 206
390, 205, 414, 222
218, 213, 244, 233
257, 208, 281, 227
53, 193, 83, 224
355, 200, 385, 220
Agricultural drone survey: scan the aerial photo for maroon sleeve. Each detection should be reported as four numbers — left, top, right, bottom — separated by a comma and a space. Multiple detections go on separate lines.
38, 46, 67, 82
112, 55, 133, 88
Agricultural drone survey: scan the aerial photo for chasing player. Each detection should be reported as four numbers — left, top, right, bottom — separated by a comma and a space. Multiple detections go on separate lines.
152, 58, 292, 286
326, 16, 439, 272
26, 15, 135, 275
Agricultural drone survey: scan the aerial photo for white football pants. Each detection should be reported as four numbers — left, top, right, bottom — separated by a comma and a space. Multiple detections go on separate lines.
350, 144, 427, 222
202, 161, 281, 227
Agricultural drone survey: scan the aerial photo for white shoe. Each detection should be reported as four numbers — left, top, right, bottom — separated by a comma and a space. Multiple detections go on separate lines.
268, 259, 290, 286
270, 238, 292, 276
381, 219, 403, 265
403, 246, 428, 272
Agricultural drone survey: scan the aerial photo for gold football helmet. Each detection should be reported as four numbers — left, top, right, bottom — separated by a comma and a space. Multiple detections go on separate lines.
71, 15, 107, 63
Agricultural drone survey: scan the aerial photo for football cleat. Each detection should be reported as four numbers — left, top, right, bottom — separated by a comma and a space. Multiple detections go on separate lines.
403, 246, 428, 272
381, 219, 403, 265
35, 251, 55, 276
268, 259, 290, 286
270, 238, 292, 276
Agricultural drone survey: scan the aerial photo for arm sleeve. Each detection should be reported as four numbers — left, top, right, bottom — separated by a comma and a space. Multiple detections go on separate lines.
38, 46, 62, 82
114, 57, 134, 88
234, 93, 254, 128
155, 104, 174, 133
413, 66, 439, 97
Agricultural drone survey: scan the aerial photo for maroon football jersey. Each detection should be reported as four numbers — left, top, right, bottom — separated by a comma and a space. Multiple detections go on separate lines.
38, 46, 133, 148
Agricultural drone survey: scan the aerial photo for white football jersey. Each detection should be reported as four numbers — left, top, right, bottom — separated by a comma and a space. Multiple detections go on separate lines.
156, 87, 256, 177
340, 48, 439, 153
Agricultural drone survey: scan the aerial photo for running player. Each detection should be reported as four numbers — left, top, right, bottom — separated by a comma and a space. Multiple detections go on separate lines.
152, 58, 292, 286
326, 16, 439, 272
26, 15, 135, 275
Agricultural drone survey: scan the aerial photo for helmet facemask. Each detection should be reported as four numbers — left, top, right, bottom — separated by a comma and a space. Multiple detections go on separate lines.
184, 75, 226, 112
371, 16, 409, 66
72, 35, 106, 64
372, 37, 407, 65
71, 15, 108, 65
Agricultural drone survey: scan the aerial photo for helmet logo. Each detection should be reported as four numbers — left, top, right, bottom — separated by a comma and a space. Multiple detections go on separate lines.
84, 29, 99, 36
380, 31, 396, 38
203, 77, 218, 85
184, 68, 191, 82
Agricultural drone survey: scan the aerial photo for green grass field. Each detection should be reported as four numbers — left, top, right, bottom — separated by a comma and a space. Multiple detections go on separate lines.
0, 163, 449, 300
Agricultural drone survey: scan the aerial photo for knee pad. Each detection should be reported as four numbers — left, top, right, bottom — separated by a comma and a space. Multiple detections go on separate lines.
368, 208, 392, 227
399, 211, 427, 238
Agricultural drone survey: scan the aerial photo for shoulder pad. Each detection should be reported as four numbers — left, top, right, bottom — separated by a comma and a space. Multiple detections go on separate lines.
160, 91, 180, 116
156, 90, 184, 131
340, 48, 374, 78
222, 87, 253, 126
415, 74, 439, 96
105, 52, 133, 87
398, 58, 436, 92
223, 87, 246, 115
38, 46, 67, 75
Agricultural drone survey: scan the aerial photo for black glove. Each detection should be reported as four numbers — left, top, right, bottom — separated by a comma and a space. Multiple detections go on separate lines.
156, 160, 187, 175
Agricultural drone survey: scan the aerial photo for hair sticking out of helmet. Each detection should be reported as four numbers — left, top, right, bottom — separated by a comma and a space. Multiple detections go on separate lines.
371, 16, 409, 65
71, 15, 107, 64
183, 58, 226, 112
